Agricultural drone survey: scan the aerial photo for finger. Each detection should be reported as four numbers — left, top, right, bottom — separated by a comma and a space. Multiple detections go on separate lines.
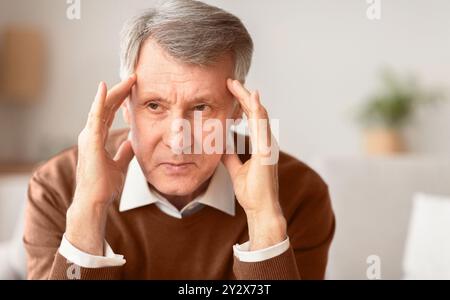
226, 80, 273, 158
251, 89, 263, 111
87, 82, 108, 134
104, 74, 137, 124
242, 90, 273, 159
227, 79, 251, 115
221, 152, 242, 179
113, 139, 135, 172
250, 89, 271, 136
105, 74, 136, 108
227, 79, 269, 120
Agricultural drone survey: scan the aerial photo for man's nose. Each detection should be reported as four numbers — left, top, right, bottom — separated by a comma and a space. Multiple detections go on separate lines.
162, 116, 193, 155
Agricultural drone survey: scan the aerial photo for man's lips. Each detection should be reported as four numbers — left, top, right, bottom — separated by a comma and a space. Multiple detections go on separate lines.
158, 162, 196, 174
158, 162, 195, 167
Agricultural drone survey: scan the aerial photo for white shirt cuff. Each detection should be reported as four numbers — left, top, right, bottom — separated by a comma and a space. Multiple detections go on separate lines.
233, 237, 290, 262
59, 234, 126, 268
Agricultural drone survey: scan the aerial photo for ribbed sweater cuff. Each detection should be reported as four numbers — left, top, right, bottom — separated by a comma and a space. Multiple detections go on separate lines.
233, 246, 301, 280
48, 252, 123, 280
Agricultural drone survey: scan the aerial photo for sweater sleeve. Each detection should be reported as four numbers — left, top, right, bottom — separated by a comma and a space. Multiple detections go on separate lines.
24, 171, 124, 280
232, 180, 335, 280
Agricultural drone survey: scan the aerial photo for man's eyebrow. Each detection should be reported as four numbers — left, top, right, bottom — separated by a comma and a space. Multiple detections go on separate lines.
189, 96, 218, 104
138, 91, 219, 104
138, 91, 162, 100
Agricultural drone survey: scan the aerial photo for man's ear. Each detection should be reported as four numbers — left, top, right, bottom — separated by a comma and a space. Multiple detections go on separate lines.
121, 98, 131, 125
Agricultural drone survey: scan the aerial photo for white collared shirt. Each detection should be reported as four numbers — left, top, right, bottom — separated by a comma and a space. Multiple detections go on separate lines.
119, 157, 236, 218
59, 157, 289, 268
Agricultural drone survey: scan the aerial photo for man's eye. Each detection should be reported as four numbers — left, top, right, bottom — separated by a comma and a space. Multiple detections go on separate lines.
193, 104, 208, 111
147, 102, 160, 111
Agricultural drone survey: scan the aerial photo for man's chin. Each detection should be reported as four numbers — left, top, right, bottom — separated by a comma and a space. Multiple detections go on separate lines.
149, 178, 199, 198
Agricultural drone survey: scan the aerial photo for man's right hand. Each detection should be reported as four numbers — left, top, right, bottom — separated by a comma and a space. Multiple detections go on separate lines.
66, 75, 136, 256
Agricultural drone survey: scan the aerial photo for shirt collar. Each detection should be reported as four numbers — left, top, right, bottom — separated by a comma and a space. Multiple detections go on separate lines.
119, 156, 235, 216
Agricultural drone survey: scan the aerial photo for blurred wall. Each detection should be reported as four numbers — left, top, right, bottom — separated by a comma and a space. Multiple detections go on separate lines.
0, 0, 450, 163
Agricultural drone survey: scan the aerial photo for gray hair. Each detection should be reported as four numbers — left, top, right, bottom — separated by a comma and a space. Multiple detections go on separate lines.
119, 0, 253, 82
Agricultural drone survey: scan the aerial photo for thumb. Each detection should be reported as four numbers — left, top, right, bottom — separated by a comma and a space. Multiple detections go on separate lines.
221, 152, 242, 179
114, 139, 134, 172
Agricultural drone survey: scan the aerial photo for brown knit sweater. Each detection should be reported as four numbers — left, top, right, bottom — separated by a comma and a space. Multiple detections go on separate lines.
23, 128, 335, 280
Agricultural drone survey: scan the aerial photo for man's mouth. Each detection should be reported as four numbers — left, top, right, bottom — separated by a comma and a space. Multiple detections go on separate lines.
159, 162, 196, 174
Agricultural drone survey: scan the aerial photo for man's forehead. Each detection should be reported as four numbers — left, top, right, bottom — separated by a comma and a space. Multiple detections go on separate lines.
132, 39, 234, 102
135, 39, 234, 83
135, 60, 231, 88
135, 74, 224, 95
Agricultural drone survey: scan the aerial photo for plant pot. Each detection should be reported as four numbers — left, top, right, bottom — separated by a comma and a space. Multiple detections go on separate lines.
363, 128, 406, 155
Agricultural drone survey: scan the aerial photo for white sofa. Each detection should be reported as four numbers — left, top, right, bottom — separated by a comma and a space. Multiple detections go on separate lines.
311, 155, 450, 279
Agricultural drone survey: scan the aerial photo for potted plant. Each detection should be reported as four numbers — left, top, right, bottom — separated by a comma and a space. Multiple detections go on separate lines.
357, 69, 443, 155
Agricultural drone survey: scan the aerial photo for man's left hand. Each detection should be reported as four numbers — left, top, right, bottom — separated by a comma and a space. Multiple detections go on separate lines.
223, 79, 287, 251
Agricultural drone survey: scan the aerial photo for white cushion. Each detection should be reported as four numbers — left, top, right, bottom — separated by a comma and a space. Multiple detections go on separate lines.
310, 156, 450, 279
403, 193, 450, 279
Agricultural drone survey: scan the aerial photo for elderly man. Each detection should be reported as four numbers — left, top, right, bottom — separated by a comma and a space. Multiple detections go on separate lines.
24, 0, 335, 280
